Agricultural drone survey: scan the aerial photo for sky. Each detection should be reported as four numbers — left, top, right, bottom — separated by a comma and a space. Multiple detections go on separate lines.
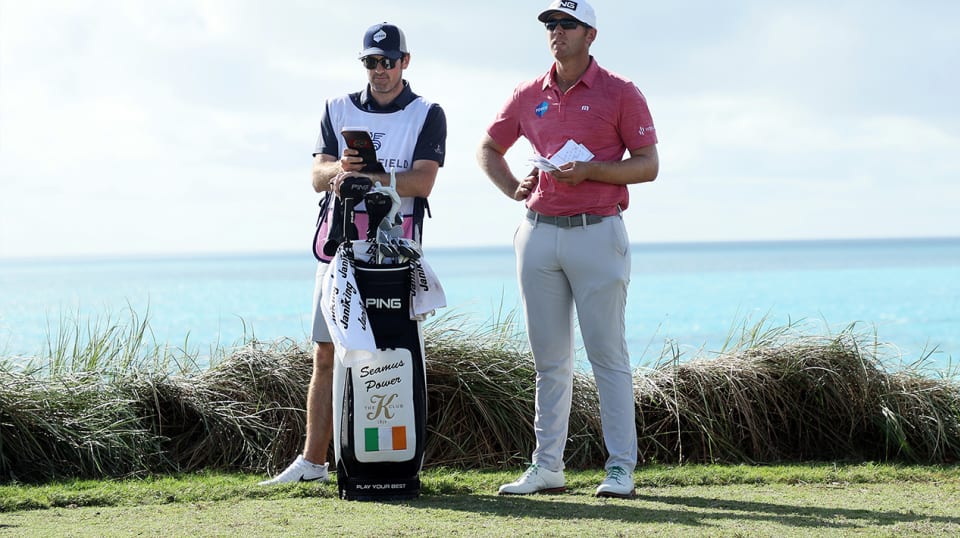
1, 0, 958, 260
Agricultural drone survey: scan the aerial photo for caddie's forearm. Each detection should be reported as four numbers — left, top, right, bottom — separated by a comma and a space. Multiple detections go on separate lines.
363, 160, 438, 198
312, 156, 341, 193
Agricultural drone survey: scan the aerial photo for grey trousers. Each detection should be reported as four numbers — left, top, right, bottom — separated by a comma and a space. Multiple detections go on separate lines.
515, 213, 638, 473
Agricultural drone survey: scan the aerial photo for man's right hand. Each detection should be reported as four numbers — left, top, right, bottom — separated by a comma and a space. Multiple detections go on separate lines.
340, 148, 365, 173
514, 174, 538, 201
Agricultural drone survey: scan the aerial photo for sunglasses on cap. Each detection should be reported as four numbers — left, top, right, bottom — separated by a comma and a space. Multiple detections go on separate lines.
361, 56, 400, 70
545, 18, 585, 31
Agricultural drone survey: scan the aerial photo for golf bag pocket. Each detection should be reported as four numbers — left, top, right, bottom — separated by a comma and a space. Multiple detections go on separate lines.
351, 348, 417, 463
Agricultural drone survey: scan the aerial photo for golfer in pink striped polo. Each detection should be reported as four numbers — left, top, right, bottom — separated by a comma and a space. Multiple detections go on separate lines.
477, 0, 659, 499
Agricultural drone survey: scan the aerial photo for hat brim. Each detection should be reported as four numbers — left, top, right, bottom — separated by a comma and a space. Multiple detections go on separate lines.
537, 9, 564, 22
359, 48, 404, 60
537, 8, 592, 27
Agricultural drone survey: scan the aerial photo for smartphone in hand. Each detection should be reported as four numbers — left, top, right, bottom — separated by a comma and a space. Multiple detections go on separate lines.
341, 127, 385, 173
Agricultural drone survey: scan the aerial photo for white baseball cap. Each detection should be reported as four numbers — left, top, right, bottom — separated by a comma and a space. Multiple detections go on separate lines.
538, 0, 597, 29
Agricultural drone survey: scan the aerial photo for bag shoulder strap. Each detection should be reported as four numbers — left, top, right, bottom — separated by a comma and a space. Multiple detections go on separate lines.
312, 192, 338, 261
413, 196, 430, 242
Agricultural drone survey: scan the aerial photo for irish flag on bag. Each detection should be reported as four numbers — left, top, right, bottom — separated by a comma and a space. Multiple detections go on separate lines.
365, 426, 408, 452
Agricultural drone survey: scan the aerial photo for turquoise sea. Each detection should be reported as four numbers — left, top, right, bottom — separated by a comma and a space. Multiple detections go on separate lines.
1, 238, 958, 371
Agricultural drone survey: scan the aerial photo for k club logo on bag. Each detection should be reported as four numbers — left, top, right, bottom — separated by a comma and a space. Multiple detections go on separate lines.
353, 348, 416, 462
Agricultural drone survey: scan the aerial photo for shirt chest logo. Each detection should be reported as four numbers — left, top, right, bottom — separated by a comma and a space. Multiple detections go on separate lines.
535, 101, 549, 117
371, 132, 385, 151
535, 100, 593, 117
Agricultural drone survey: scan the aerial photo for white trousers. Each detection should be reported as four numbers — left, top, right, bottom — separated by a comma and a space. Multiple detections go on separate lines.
515, 214, 638, 473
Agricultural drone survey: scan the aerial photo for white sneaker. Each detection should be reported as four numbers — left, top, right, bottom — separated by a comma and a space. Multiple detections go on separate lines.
258, 455, 329, 486
498, 464, 566, 495
595, 466, 635, 498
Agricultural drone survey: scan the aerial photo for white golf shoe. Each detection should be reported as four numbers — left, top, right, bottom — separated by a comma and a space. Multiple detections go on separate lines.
258, 455, 329, 486
595, 465, 635, 498
498, 464, 566, 495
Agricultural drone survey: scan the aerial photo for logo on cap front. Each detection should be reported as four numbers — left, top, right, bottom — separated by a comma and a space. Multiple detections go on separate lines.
374, 29, 387, 42
559, 0, 578, 10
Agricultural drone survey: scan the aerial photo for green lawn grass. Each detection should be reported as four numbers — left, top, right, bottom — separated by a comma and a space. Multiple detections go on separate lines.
3, 464, 959, 537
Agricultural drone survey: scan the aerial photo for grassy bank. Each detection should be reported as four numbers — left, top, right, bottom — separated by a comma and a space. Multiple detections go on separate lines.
2, 464, 960, 536
1, 313, 958, 484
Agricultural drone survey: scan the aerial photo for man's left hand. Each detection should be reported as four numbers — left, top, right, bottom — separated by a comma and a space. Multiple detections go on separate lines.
551, 161, 590, 185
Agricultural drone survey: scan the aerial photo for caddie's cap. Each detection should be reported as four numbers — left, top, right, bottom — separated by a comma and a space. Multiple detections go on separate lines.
359, 22, 408, 60
538, 0, 597, 29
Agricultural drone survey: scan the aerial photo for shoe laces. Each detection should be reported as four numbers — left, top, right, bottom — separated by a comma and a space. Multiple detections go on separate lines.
522, 463, 542, 479
606, 466, 627, 484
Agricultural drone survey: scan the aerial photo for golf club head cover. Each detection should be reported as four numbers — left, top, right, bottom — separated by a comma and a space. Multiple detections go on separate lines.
340, 176, 373, 241
340, 175, 374, 200
322, 198, 346, 257
322, 175, 374, 256
364, 190, 392, 240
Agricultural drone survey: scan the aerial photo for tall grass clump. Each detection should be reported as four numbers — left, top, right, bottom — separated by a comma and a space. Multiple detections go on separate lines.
2, 307, 177, 482
1, 308, 313, 482
634, 320, 960, 465
0, 369, 164, 482
126, 338, 312, 474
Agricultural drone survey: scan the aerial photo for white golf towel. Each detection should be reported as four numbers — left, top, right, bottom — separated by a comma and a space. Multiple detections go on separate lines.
410, 257, 446, 320
321, 243, 445, 367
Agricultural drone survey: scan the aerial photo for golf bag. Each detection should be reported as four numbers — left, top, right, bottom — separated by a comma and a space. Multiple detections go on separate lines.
322, 181, 440, 501
332, 254, 428, 501
322, 180, 446, 500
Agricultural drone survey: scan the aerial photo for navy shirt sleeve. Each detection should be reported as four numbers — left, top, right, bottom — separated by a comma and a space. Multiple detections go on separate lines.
412, 104, 447, 166
313, 102, 338, 158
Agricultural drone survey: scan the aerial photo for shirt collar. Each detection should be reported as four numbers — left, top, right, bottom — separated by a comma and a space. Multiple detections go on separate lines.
358, 80, 416, 111
542, 56, 599, 91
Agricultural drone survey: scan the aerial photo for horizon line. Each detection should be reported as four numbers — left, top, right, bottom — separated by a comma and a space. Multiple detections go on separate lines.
2, 235, 959, 264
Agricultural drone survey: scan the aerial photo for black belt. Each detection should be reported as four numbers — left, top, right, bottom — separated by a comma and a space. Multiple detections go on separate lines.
527, 209, 607, 228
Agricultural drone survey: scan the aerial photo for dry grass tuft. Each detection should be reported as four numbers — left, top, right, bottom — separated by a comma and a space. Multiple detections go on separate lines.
635, 331, 960, 464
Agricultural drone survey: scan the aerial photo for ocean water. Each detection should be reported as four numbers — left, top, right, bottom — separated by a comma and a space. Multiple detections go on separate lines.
1, 238, 958, 371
